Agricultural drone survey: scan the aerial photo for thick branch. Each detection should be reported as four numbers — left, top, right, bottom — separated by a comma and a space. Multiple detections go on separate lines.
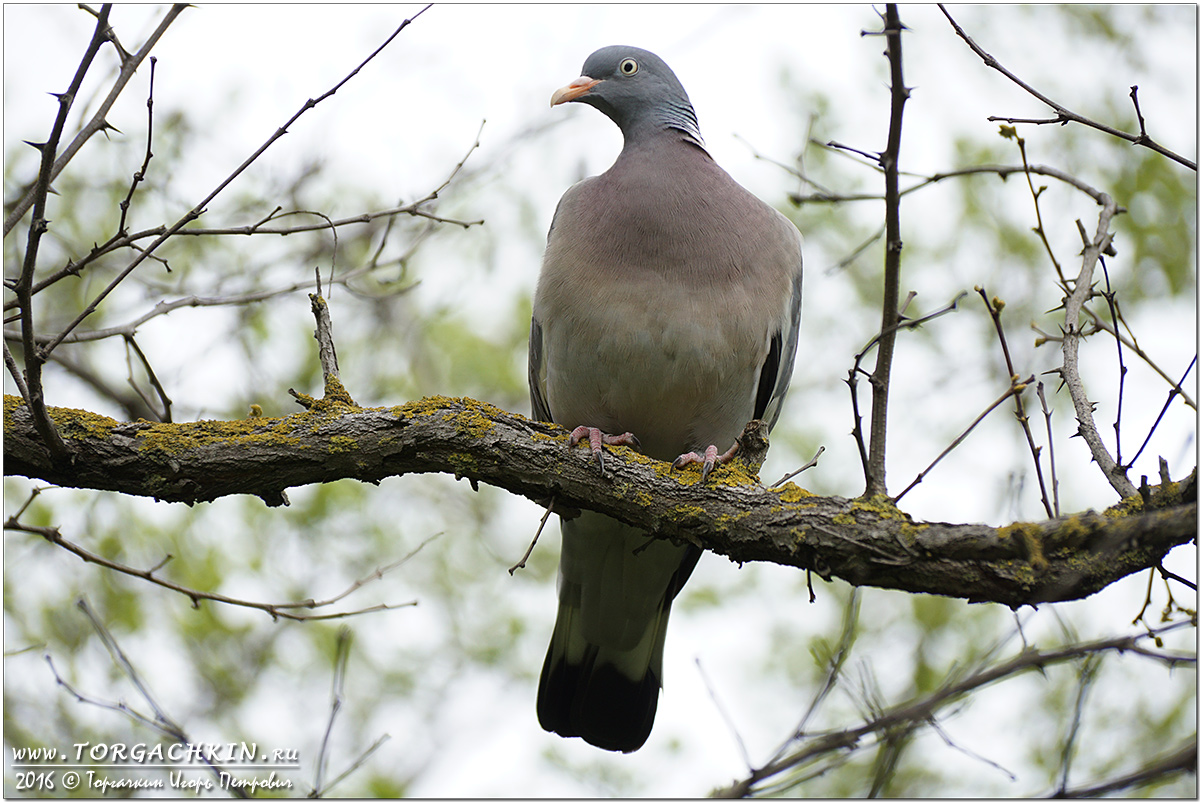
5, 395, 1193, 608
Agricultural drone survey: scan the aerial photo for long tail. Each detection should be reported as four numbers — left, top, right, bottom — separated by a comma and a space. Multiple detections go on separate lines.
536, 513, 699, 752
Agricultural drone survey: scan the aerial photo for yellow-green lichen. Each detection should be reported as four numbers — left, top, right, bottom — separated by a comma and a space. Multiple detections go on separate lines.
46, 405, 121, 441
1105, 493, 1144, 518
770, 483, 816, 503
1048, 513, 1095, 551
448, 452, 479, 474
851, 494, 912, 521
392, 395, 500, 439
4, 394, 26, 420
329, 435, 357, 454
319, 376, 359, 409
670, 503, 707, 522
996, 521, 1049, 572
716, 509, 751, 529
136, 415, 303, 456
898, 521, 928, 545
657, 456, 761, 490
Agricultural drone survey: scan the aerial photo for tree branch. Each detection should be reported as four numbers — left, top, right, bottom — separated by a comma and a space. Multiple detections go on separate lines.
1050, 737, 1197, 798
1060, 193, 1137, 499
36, 5, 432, 360
3, 5, 189, 237
5, 394, 1193, 608
938, 5, 1197, 171
863, 4, 911, 498
715, 621, 1196, 798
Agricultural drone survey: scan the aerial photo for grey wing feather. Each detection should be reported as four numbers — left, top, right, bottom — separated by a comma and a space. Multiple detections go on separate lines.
528, 317, 553, 423
755, 244, 803, 431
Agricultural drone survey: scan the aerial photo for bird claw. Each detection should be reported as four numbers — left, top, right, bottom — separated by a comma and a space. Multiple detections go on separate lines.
672, 441, 740, 482
568, 426, 640, 473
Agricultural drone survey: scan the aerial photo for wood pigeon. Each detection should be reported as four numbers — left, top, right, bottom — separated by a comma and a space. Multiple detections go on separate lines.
529, 46, 803, 752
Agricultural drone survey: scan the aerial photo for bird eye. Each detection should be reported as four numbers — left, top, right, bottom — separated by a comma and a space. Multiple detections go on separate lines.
619, 58, 639, 76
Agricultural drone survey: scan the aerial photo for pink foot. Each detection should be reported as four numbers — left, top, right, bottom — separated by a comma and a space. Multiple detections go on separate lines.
672, 441, 740, 482
569, 426, 640, 473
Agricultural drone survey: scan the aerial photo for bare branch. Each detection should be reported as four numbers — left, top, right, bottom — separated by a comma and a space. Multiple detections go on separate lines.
47, 602, 250, 797
715, 621, 1196, 798
939, 5, 1197, 170
123, 333, 172, 422
791, 162, 1115, 208
1059, 194, 1137, 498
38, 5, 433, 359
1081, 309, 1196, 410
1049, 737, 1198, 798
116, 55, 158, 236
3, 5, 190, 237
894, 375, 1029, 504
977, 287, 1054, 517
5, 517, 421, 621
863, 4, 911, 498
1037, 382, 1061, 517
9, 4, 123, 466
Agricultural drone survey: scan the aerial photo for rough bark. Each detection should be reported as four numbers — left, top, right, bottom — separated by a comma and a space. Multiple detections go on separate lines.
5, 393, 1193, 607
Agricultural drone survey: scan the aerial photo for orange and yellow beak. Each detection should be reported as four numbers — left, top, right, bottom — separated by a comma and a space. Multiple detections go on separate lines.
550, 76, 601, 107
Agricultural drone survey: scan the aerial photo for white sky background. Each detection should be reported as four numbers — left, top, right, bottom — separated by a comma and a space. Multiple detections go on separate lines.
4, 4, 1197, 797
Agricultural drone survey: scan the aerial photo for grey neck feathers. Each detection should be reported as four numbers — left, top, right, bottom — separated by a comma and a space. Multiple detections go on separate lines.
622, 98, 705, 152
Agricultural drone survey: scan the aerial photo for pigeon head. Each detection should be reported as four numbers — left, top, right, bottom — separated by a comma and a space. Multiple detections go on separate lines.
551, 46, 704, 148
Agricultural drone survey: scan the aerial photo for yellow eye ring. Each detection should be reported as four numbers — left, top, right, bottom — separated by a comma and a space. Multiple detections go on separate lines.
619, 58, 639, 76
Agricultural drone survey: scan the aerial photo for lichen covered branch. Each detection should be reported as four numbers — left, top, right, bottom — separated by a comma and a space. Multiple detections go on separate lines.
5, 394, 1192, 608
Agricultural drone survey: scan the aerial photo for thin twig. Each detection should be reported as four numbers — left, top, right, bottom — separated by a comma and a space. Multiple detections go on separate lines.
39, 5, 434, 359
894, 377, 1031, 504
1005, 127, 1065, 283
316, 735, 391, 798
116, 55, 157, 236
696, 657, 753, 770
4, 5, 189, 236
1054, 654, 1101, 795
1037, 382, 1061, 517
1080, 309, 1196, 410
123, 332, 172, 422
772, 588, 861, 758
791, 162, 1116, 208
510, 498, 555, 574
1095, 259, 1128, 470
3, 339, 30, 402
1050, 737, 1197, 798
772, 446, 825, 488
848, 291, 967, 492
938, 5, 1196, 171
7, 518, 424, 620
314, 627, 352, 794
977, 287, 1054, 517
715, 620, 1195, 798
929, 718, 1018, 782
1158, 563, 1198, 592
